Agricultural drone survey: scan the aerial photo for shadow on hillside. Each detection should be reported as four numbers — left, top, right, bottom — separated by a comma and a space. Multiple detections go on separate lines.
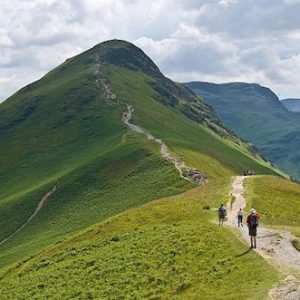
235, 247, 252, 257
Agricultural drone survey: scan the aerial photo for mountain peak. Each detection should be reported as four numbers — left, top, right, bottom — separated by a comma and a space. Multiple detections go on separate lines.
95, 39, 136, 49
89, 39, 161, 78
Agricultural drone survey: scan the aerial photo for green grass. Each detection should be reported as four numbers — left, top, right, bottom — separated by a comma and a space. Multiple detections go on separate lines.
245, 175, 300, 238
0, 179, 280, 299
107, 65, 282, 180
0, 39, 284, 288
187, 81, 300, 181
2, 40, 299, 300
0, 134, 192, 266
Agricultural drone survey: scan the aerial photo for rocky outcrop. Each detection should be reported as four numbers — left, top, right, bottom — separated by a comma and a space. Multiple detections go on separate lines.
94, 53, 117, 103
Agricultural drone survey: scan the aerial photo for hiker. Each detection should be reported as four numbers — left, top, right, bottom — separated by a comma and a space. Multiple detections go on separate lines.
218, 204, 227, 226
237, 208, 243, 227
246, 208, 260, 248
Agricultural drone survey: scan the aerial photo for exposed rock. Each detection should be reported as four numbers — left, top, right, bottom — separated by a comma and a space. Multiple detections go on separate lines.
94, 53, 117, 103
122, 104, 208, 185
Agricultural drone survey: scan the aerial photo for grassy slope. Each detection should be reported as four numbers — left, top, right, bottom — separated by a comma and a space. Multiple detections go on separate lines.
245, 175, 300, 241
0, 179, 279, 299
0, 45, 195, 265
0, 53, 128, 244
0, 41, 282, 268
107, 66, 281, 180
0, 134, 192, 266
0, 41, 285, 298
186, 82, 293, 144
186, 82, 300, 181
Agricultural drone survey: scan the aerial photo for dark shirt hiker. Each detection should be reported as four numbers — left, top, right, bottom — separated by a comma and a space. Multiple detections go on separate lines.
218, 204, 226, 226
246, 208, 260, 248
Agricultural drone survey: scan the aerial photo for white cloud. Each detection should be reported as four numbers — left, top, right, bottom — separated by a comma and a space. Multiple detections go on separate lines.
219, 0, 238, 7
1, 0, 300, 101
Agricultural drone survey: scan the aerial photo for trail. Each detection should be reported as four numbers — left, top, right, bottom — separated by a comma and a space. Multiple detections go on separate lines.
122, 104, 207, 185
0, 185, 57, 246
228, 176, 300, 299
94, 53, 116, 103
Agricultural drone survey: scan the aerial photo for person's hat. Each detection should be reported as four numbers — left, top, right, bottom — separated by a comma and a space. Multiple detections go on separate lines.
250, 208, 256, 213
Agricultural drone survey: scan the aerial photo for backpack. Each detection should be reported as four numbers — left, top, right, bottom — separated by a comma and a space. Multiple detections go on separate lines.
219, 207, 226, 217
250, 214, 258, 227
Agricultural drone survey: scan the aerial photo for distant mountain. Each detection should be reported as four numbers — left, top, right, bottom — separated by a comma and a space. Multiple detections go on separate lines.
281, 98, 300, 112
186, 81, 300, 181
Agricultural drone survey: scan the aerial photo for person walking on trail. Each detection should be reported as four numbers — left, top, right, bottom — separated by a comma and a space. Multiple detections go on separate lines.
237, 208, 243, 227
218, 204, 227, 226
246, 208, 260, 248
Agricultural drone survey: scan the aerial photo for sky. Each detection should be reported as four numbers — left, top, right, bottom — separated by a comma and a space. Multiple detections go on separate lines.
1, 0, 300, 102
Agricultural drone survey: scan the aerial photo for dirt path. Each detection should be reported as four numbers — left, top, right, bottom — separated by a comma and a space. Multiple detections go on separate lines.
0, 185, 57, 246
228, 176, 300, 299
94, 53, 116, 103
122, 104, 207, 185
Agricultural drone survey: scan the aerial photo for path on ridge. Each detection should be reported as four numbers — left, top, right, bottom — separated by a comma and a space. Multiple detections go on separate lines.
122, 104, 207, 185
228, 176, 300, 299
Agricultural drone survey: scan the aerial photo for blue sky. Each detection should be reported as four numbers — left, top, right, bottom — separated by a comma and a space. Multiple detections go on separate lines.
1, 0, 300, 101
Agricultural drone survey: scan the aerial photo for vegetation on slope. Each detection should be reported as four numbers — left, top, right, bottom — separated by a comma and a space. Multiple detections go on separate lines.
186, 81, 300, 181
105, 65, 281, 180
245, 175, 300, 240
0, 180, 279, 299
0, 134, 192, 266
0, 40, 281, 268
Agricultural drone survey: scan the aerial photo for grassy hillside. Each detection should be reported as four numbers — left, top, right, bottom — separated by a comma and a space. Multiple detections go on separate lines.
0, 135, 192, 266
0, 179, 279, 299
106, 65, 281, 180
186, 81, 300, 181
0, 40, 287, 300
0, 40, 282, 269
245, 175, 300, 240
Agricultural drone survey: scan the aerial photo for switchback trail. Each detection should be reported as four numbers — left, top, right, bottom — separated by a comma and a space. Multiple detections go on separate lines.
122, 104, 207, 185
228, 176, 300, 299
0, 185, 57, 246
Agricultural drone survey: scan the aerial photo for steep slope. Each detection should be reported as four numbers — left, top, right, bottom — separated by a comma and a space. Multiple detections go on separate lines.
0, 40, 281, 268
282, 98, 300, 112
186, 81, 300, 180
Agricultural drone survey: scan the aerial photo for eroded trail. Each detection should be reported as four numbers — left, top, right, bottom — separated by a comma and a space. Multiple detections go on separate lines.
0, 185, 57, 246
122, 105, 207, 185
228, 176, 300, 299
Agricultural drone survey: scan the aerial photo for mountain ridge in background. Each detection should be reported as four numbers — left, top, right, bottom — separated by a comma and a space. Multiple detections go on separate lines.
281, 98, 300, 112
186, 81, 300, 181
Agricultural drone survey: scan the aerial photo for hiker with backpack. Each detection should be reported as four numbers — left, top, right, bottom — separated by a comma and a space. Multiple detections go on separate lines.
237, 208, 243, 227
218, 204, 227, 226
246, 208, 260, 248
